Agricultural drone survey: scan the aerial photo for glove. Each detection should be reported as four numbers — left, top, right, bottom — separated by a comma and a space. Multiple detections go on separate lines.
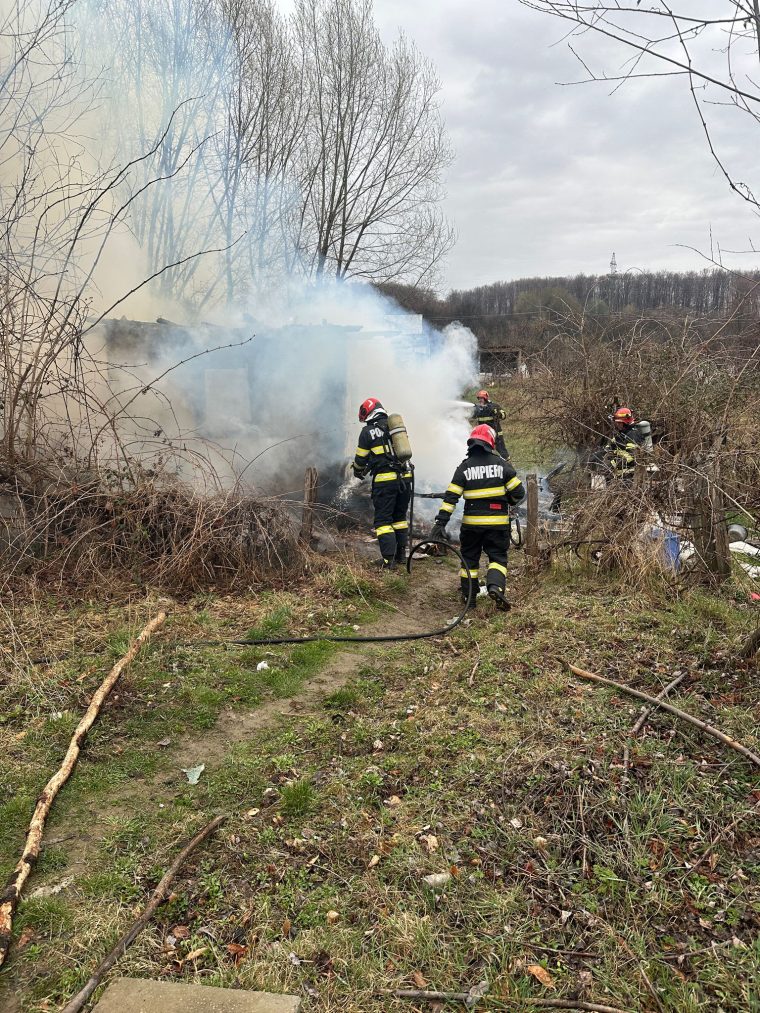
430, 520, 448, 542
351, 465, 367, 481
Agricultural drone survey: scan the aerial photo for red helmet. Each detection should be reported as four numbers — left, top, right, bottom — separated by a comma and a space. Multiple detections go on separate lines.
468, 424, 496, 450
613, 407, 634, 426
476, 389, 489, 401
359, 397, 383, 422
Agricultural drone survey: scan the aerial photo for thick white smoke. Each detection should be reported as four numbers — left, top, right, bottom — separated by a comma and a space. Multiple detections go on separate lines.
94, 278, 479, 514
5, 0, 479, 507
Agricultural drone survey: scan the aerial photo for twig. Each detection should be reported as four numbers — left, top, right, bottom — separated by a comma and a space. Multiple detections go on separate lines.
568, 664, 760, 769
657, 939, 743, 962
578, 783, 589, 878
0, 611, 167, 968
381, 988, 469, 1002
622, 671, 687, 784
59, 813, 225, 1013
518, 1003, 634, 1013
527, 943, 598, 959
468, 642, 481, 686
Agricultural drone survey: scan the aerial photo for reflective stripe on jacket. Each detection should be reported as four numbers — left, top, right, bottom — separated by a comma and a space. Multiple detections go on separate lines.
435, 447, 525, 528
353, 416, 403, 481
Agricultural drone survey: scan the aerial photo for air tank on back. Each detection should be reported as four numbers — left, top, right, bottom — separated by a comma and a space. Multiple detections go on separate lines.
387, 412, 413, 462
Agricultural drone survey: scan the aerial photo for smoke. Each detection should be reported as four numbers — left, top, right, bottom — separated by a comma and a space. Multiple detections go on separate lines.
95, 279, 479, 514
4, 0, 478, 513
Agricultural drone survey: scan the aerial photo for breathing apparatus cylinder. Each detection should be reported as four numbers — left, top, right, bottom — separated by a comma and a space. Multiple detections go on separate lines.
387, 413, 413, 462
635, 420, 653, 451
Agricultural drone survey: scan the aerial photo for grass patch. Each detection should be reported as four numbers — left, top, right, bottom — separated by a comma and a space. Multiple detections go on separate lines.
280, 779, 317, 820
1, 561, 758, 1011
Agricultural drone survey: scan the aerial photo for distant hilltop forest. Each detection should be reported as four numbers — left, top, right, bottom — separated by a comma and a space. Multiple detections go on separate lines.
378, 269, 760, 348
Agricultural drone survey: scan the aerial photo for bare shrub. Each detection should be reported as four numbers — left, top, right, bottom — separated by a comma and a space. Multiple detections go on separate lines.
514, 305, 760, 582
1, 465, 305, 593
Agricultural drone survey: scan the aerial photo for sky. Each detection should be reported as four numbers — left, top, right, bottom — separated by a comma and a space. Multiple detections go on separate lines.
367, 1, 760, 292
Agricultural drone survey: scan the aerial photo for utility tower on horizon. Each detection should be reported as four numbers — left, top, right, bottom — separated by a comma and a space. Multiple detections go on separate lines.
610, 252, 618, 275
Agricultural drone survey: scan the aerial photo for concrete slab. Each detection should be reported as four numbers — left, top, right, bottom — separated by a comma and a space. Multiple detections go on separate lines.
92, 978, 301, 1013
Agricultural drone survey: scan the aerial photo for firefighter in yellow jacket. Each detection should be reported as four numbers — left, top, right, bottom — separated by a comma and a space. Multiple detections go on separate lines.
470, 390, 509, 458
352, 397, 412, 569
430, 424, 525, 610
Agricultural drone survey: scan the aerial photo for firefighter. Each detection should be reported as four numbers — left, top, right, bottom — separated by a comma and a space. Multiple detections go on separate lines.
352, 397, 411, 568
600, 406, 645, 478
470, 390, 509, 458
430, 424, 525, 611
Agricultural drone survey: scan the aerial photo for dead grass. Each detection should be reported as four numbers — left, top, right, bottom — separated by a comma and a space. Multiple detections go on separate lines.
1, 472, 306, 595
1, 556, 758, 1012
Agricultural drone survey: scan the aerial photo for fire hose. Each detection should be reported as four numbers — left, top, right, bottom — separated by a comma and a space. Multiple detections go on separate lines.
28, 478, 477, 665
182, 537, 473, 648
185, 471, 480, 648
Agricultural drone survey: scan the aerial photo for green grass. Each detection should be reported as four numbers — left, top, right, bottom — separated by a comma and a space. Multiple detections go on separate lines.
1, 565, 758, 1012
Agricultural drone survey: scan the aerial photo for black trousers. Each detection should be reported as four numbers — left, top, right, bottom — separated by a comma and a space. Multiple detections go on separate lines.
371, 477, 410, 561
459, 525, 509, 600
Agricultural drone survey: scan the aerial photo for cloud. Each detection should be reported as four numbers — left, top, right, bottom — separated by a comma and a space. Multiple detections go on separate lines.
373, 0, 760, 289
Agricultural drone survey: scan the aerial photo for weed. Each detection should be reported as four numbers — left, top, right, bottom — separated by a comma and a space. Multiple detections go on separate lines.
279, 779, 316, 819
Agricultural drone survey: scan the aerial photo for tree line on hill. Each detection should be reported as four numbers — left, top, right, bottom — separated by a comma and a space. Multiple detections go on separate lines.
379, 269, 760, 348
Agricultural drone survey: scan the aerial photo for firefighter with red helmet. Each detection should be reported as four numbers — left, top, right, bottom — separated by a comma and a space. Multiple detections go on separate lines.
601, 406, 645, 477
470, 390, 509, 458
430, 424, 525, 611
352, 397, 412, 568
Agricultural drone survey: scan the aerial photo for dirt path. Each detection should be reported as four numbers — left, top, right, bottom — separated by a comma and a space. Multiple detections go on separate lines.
17, 556, 460, 902
173, 555, 456, 769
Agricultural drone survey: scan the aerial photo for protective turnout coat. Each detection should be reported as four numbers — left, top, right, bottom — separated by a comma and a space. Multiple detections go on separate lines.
435, 446, 524, 530
352, 413, 412, 564
436, 445, 525, 604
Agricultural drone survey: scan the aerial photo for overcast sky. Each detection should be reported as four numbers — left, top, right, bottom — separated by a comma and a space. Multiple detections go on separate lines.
369, 1, 760, 292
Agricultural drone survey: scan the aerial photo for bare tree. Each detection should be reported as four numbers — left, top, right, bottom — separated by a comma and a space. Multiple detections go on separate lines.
214, 0, 308, 303
519, 2, 760, 225
294, 0, 454, 284
0, 0, 226, 479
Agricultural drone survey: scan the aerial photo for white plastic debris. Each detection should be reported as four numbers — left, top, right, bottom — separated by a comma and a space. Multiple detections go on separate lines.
423, 872, 452, 889
256, 661, 270, 671
182, 764, 205, 785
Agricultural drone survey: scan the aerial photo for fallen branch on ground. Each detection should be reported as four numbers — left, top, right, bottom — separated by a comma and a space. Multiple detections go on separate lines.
568, 663, 760, 769
0, 610, 168, 968
60, 814, 225, 1013
380, 988, 470, 1002
468, 642, 481, 687
622, 671, 687, 783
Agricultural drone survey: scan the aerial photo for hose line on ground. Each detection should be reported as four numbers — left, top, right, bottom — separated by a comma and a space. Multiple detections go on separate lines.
180, 538, 473, 649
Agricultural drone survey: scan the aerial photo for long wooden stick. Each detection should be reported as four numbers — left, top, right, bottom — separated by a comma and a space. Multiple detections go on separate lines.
0, 611, 167, 968
622, 672, 687, 783
60, 814, 225, 1013
568, 663, 760, 769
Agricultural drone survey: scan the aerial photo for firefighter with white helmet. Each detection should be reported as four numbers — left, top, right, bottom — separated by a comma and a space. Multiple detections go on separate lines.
352, 397, 413, 569
430, 424, 525, 611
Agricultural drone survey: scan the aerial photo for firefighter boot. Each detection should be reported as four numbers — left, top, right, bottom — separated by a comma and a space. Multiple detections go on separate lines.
487, 585, 511, 611
371, 557, 397, 571
394, 533, 409, 565
460, 573, 479, 611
